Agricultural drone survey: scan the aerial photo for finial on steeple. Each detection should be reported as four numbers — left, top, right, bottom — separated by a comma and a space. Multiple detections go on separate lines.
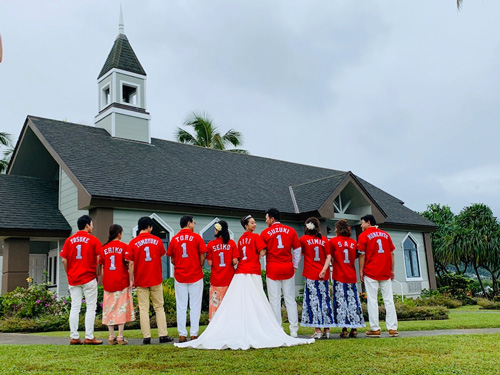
119, 5, 124, 34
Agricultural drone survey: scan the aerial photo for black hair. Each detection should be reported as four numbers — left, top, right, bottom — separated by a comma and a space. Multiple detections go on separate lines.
265, 208, 280, 222
304, 217, 322, 239
240, 214, 253, 229
360, 214, 376, 226
105, 224, 123, 245
138, 216, 154, 231
77, 215, 92, 230
215, 220, 230, 244
180, 215, 194, 229
335, 219, 352, 237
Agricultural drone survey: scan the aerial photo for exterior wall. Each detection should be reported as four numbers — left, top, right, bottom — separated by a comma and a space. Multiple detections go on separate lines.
386, 229, 430, 298
114, 113, 149, 143
95, 114, 112, 136
115, 72, 145, 108
59, 168, 88, 234
2, 238, 30, 294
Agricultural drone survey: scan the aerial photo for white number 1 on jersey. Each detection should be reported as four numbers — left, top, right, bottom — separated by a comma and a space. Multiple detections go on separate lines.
276, 234, 284, 249
376, 239, 385, 253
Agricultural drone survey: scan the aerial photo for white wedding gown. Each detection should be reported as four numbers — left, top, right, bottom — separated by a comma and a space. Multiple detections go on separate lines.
175, 273, 315, 350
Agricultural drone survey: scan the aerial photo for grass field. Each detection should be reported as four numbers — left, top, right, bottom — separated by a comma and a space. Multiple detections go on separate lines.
4, 308, 499, 374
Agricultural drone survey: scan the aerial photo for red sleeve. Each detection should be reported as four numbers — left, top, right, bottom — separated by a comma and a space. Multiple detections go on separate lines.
198, 236, 207, 254
389, 236, 396, 252
357, 233, 367, 252
255, 235, 266, 251
300, 236, 307, 254
60, 239, 69, 259
98, 247, 105, 265
231, 240, 239, 259
93, 237, 102, 258
206, 242, 213, 260
166, 240, 175, 257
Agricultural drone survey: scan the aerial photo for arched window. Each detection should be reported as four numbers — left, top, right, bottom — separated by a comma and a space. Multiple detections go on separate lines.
403, 234, 421, 279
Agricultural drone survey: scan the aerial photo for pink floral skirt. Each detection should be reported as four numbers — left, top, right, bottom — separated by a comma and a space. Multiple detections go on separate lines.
209, 285, 229, 320
102, 287, 135, 325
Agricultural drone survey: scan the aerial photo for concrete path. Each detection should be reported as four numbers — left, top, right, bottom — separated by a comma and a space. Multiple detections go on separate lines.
1, 328, 499, 345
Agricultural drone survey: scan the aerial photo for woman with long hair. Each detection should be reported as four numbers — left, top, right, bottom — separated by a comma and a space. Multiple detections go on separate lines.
206, 220, 239, 320
175, 214, 314, 349
98, 224, 135, 345
299, 217, 333, 339
330, 219, 365, 338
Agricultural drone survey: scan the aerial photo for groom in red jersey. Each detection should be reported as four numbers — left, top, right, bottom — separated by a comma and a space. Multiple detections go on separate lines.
260, 208, 301, 337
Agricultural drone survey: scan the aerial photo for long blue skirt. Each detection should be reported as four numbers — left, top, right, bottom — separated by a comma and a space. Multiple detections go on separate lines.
331, 279, 366, 328
301, 278, 333, 328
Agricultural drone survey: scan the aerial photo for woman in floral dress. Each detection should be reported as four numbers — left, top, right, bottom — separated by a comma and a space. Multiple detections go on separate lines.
99, 224, 135, 345
330, 219, 365, 338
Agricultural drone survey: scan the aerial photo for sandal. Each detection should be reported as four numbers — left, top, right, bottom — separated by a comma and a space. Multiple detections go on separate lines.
340, 328, 349, 338
349, 329, 358, 338
311, 332, 322, 339
322, 330, 330, 339
108, 337, 117, 345
117, 336, 128, 345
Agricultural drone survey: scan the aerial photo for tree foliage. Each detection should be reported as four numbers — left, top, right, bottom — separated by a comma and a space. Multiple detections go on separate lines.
422, 203, 500, 297
175, 112, 249, 154
0, 131, 12, 173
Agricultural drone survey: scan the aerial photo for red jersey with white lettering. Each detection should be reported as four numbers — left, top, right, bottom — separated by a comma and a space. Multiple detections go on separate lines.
357, 227, 395, 280
99, 240, 130, 292
125, 233, 165, 288
300, 234, 330, 281
330, 236, 358, 284
60, 230, 101, 286
206, 238, 238, 287
167, 229, 207, 283
260, 223, 301, 281
236, 231, 266, 275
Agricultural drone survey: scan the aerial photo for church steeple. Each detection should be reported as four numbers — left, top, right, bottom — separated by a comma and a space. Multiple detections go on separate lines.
94, 8, 151, 143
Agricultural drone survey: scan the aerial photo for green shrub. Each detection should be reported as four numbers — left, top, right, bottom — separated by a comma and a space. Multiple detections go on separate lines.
438, 273, 475, 304
361, 302, 448, 321
477, 298, 500, 310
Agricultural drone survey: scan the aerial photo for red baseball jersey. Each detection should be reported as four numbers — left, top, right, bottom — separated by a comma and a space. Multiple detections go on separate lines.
236, 231, 266, 275
125, 233, 165, 288
330, 235, 358, 284
99, 240, 130, 292
357, 227, 395, 280
60, 230, 101, 286
300, 234, 330, 281
167, 228, 207, 283
260, 223, 301, 281
206, 238, 238, 287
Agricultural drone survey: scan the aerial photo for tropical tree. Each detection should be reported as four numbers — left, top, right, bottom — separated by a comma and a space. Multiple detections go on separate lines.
175, 112, 249, 154
421, 204, 457, 281
451, 204, 500, 297
0, 131, 12, 173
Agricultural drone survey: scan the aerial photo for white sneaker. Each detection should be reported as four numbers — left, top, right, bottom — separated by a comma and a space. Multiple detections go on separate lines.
290, 331, 298, 338
311, 332, 322, 339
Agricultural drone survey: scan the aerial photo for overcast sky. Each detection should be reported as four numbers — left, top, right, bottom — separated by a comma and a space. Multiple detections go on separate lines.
1, 1, 499, 218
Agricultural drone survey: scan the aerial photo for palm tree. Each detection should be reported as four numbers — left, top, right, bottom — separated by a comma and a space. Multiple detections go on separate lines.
457, 0, 463, 10
0, 132, 12, 173
175, 112, 249, 154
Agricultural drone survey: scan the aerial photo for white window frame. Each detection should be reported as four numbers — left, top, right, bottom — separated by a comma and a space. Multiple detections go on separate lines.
401, 232, 423, 281
199, 217, 234, 242
101, 82, 111, 110
120, 80, 140, 107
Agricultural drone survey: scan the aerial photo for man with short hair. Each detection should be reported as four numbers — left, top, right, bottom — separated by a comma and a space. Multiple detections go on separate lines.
126, 216, 173, 345
358, 214, 399, 337
167, 215, 207, 343
60, 215, 103, 345
260, 208, 301, 338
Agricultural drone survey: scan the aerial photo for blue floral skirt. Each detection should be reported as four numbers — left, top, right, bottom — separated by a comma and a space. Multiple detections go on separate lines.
331, 279, 365, 328
301, 279, 334, 328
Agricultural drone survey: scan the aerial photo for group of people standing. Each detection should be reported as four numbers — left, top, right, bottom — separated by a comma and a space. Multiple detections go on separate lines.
60, 209, 398, 349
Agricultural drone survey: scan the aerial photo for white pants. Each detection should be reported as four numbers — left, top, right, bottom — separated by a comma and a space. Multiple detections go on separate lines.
266, 276, 298, 335
69, 278, 98, 339
364, 276, 398, 331
175, 279, 204, 337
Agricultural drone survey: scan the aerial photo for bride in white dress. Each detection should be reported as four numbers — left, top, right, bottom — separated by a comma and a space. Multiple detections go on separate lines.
175, 215, 314, 350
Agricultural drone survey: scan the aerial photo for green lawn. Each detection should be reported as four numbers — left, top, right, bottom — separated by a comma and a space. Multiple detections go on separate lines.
13, 309, 500, 374
2, 334, 500, 374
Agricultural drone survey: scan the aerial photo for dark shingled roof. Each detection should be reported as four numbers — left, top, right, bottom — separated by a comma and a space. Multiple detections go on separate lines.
0, 175, 71, 233
98, 33, 146, 79
28, 116, 435, 229
291, 173, 348, 213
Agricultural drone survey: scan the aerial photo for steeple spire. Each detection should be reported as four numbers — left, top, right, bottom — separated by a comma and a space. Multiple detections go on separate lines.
119, 5, 124, 35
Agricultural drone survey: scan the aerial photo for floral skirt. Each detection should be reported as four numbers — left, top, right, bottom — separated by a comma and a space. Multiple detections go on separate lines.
331, 279, 365, 328
301, 279, 334, 328
209, 285, 229, 320
102, 287, 135, 326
